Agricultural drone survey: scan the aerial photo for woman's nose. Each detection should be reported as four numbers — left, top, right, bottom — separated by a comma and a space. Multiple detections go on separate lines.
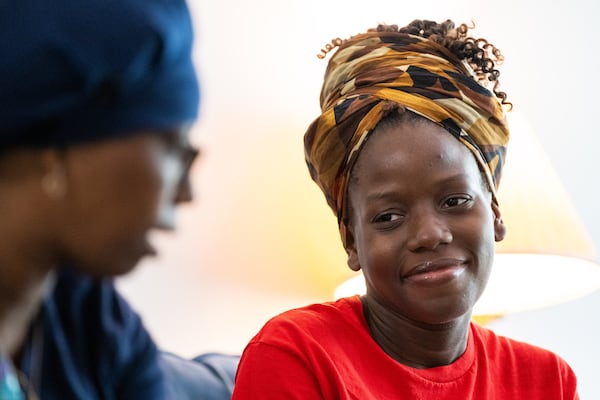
174, 174, 194, 204
406, 212, 452, 252
174, 146, 200, 204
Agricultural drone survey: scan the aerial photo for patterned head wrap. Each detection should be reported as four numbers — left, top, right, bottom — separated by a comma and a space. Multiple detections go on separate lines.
304, 29, 510, 237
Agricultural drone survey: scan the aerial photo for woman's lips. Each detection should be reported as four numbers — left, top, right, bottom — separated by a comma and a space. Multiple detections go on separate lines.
403, 258, 467, 285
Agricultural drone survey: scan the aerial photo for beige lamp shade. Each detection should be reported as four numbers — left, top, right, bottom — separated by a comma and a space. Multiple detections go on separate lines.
335, 112, 600, 316
476, 113, 600, 315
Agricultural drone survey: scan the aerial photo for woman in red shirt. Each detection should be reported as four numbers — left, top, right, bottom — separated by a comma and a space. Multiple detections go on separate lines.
232, 19, 579, 399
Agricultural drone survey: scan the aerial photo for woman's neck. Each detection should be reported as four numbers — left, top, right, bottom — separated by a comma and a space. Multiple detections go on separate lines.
361, 296, 472, 369
0, 158, 60, 357
0, 233, 57, 358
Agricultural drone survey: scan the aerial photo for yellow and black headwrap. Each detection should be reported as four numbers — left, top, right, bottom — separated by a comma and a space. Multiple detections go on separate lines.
304, 29, 510, 232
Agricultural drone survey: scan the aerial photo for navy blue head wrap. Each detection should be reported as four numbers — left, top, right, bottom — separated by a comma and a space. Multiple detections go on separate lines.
0, 0, 200, 149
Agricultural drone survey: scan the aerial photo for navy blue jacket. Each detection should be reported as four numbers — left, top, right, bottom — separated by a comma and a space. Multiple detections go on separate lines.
19, 270, 166, 399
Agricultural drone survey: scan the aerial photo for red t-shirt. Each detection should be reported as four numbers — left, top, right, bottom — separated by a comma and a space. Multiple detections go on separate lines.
232, 296, 578, 399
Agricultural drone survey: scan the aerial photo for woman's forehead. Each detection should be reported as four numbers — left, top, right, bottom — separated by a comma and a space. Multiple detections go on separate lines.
359, 119, 472, 166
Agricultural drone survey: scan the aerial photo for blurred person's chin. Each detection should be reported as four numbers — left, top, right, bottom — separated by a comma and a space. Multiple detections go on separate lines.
68, 236, 157, 279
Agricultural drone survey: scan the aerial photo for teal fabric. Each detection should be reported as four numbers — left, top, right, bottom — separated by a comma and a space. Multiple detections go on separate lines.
0, 356, 24, 400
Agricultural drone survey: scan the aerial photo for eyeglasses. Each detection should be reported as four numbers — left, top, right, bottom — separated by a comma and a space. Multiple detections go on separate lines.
158, 129, 199, 169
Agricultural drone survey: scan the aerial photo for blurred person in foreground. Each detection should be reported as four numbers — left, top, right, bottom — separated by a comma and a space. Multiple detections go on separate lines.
0, 0, 201, 398
232, 19, 579, 399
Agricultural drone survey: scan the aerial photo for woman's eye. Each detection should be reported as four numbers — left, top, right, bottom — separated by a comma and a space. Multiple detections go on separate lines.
443, 196, 470, 208
373, 213, 401, 223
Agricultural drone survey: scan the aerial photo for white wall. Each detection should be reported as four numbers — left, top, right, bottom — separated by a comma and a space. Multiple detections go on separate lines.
118, 0, 600, 398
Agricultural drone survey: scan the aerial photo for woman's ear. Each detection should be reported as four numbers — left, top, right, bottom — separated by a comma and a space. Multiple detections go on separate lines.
40, 148, 68, 199
341, 223, 361, 272
492, 201, 506, 242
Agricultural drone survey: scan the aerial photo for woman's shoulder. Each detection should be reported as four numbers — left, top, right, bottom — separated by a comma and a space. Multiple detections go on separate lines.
251, 295, 366, 344
37, 268, 165, 398
471, 322, 574, 369
470, 323, 578, 395
265, 295, 362, 324
48, 268, 138, 328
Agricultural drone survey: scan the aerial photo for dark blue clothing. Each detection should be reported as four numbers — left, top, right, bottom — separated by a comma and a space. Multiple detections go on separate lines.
19, 270, 166, 399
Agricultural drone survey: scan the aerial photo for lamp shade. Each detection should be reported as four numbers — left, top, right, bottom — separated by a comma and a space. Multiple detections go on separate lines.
335, 113, 600, 316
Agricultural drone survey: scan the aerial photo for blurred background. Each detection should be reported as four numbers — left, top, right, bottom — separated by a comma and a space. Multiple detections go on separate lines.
117, 0, 600, 397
